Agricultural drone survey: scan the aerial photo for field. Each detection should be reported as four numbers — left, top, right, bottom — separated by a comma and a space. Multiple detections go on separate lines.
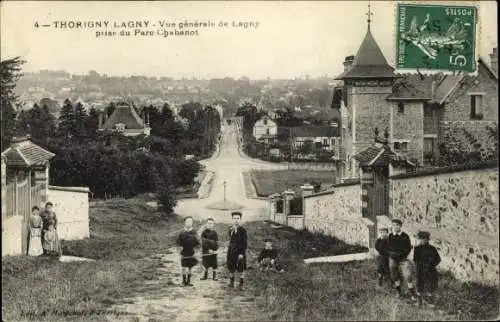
1, 199, 186, 321
250, 170, 336, 197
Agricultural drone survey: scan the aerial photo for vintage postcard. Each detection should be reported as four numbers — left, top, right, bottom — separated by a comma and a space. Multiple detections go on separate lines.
1, 1, 498, 321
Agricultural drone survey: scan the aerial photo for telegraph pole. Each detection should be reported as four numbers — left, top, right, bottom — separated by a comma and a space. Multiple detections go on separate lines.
223, 180, 227, 202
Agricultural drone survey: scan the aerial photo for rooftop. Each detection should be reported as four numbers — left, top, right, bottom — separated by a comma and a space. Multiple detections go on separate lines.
1, 136, 55, 167
102, 104, 145, 130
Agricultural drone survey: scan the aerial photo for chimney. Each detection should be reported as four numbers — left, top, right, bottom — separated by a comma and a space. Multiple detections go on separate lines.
431, 80, 437, 99
490, 47, 498, 76
343, 55, 355, 72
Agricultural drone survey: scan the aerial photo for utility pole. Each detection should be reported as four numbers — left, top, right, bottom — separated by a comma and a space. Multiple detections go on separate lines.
288, 127, 293, 170
223, 180, 227, 202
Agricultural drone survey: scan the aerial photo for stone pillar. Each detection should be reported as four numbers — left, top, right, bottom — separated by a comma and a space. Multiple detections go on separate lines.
1, 156, 6, 218
300, 183, 314, 228
282, 190, 295, 218
360, 167, 373, 218
33, 163, 50, 207
268, 193, 280, 222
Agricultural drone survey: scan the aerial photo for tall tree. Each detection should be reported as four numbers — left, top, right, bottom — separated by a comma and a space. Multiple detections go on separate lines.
74, 102, 88, 139
1, 57, 25, 150
85, 107, 99, 138
58, 99, 75, 138
106, 102, 116, 117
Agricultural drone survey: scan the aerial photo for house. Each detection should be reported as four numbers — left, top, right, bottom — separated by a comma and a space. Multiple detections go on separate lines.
280, 125, 341, 154
253, 115, 278, 141
1, 136, 90, 256
334, 13, 498, 180
98, 103, 151, 137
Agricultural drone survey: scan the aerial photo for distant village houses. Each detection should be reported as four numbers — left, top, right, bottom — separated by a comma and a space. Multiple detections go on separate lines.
253, 115, 278, 141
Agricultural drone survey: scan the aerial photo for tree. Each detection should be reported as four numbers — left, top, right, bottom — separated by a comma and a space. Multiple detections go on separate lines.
58, 99, 76, 138
1, 57, 25, 150
85, 107, 99, 138
15, 103, 56, 145
73, 102, 88, 139
106, 102, 116, 117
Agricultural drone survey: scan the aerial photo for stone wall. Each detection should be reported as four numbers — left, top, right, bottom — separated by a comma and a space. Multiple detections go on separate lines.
1, 216, 23, 256
391, 101, 424, 164
303, 181, 375, 247
48, 186, 90, 240
389, 165, 499, 285
287, 215, 304, 230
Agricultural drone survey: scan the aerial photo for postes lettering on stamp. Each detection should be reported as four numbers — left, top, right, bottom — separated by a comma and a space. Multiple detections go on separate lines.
396, 3, 478, 73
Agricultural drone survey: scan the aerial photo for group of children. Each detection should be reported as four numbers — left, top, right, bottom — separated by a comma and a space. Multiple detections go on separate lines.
375, 219, 441, 306
28, 202, 62, 257
177, 211, 284, 289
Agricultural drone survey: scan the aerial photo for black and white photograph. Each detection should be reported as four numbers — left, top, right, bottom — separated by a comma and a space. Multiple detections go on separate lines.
1, 1, 498, 321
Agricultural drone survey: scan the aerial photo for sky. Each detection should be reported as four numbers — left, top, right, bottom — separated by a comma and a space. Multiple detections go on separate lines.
1, 1, 497, 79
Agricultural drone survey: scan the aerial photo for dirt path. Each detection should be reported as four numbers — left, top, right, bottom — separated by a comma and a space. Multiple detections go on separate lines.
108, 245, 259, 322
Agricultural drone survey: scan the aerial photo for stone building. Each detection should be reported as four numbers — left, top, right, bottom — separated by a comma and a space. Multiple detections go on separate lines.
99, 103, 151, 137
335, 16, 498, 180
253, 115, 278, 140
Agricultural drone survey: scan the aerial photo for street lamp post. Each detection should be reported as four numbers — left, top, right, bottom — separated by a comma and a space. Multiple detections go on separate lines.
223, 180, 227, 202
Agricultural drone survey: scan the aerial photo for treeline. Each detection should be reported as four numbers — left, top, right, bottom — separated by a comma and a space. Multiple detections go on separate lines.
2, 55, 221, 214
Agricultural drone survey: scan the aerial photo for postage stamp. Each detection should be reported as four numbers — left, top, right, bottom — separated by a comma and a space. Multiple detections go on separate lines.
396, 3, 478, 73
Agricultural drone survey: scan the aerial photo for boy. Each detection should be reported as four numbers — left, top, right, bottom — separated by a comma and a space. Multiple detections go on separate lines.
200, 218, 219, 281
375, 227, 390, 287
40, 201, 57, 254
413, 231, 441, 306
227, 211, 247, 290
387, 219, 416, 300
258, 239, 284, 272
177, 216, 200, 287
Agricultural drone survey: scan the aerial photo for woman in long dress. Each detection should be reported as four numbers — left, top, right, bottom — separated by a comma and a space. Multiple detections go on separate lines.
28, 206, 44, 256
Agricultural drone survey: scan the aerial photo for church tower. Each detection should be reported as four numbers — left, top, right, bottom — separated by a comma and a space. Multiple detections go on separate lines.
336, 4, 397, 178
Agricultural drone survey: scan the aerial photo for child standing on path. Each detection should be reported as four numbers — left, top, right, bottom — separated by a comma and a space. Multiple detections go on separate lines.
200, 218, 219, 281
177, 216, 200, 287
227, 211, 247, 290
413, 231, 441, 306
42, 218, 62, 257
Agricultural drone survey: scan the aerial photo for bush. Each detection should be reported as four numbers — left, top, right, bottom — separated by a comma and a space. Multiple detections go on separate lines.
157, 184, 177, 214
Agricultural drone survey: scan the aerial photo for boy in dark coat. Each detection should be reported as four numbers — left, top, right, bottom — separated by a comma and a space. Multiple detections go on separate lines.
388, 219, 416, 300
258, 239, 284, 272
375, 227, 390, 286
200, 218, 219, 281
177, 216, 200, 287
413, 231, 441, 305
227, 211, 247, 290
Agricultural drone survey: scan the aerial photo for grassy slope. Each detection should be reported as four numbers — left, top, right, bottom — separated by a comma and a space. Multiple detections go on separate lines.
242, 221, 500, 321
251, 170, 335, 197
1, 199, 186, 321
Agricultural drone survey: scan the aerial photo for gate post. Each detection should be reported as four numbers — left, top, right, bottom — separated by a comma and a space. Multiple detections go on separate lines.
282, 190, 295, 223
33, 162, 50, 206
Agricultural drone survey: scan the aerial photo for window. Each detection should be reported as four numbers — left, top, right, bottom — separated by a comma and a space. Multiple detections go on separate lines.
424, 103, 433, 117
266, 128, 270, 135
393, 141, 409, 152
470, 94, 484, 119
263, 118, 268, 125
323, 138, 329, 146
397, 102, 405, 114
424, 138, 435, 160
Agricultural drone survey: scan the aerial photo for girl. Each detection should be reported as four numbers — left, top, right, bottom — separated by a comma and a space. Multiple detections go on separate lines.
43, 218, 62, 257
28, 206, 44, 256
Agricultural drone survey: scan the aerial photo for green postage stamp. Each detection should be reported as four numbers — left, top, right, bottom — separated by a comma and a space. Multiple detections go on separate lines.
396, 3, 478, 73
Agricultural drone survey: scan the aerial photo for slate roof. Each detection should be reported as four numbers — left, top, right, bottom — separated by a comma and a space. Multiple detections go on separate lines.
336, 29, 395, 80
289, 125, 340, 138
1, 136, 55, 167
387, 73, 463, 102
102, 104, 145, 130
353, 142, 414, 167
